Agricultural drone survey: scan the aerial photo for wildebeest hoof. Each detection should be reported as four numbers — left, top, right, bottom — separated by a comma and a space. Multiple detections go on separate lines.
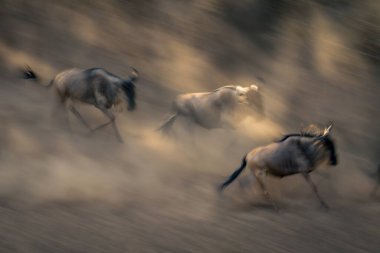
321, 202, 330, 210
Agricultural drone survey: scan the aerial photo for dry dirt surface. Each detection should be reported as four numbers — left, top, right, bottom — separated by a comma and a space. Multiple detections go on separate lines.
0, 1, 379, 252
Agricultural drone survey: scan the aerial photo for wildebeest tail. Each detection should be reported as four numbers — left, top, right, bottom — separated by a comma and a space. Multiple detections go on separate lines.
219, 155, 247, 191
156, 113, 178, 134
22, 65, 38, 80
21, 65, 53, 88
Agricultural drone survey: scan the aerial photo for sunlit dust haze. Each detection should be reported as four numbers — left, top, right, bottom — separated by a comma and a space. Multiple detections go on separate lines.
0, 0, 379, 252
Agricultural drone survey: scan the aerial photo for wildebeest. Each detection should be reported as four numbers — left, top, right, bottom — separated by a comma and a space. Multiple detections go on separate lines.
23, 65, 139, 143
219, 124, 338, 210
157, 84, 264, 134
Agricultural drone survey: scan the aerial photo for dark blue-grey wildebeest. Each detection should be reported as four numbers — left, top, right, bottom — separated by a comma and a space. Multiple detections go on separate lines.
220, 124, 338, 210
23, 65, 139, 143
157, 84, 264, 134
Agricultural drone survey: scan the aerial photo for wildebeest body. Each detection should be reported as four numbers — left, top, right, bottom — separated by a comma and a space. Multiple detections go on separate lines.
23, 66, 138, 142
251, 137, 330, 177
54, 68, 124, 109
158, 85, 263, 133
173, 89, 238, 129
220, 125, 337, 210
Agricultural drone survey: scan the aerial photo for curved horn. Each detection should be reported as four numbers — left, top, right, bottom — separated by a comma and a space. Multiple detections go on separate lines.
324, 122, 334, 136
129, 67, 139, 82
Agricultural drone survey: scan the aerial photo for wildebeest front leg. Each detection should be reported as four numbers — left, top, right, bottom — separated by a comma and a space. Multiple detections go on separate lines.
92, 106, 123, 143
302, 173, 329, 209
255, 172, 279, 212
69, 105, 92, 131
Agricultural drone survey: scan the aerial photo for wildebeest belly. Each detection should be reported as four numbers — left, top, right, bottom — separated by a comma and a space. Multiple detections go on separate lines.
264, 146, 309, 177
192, 110, 223, 129
186, 98, 224, 129
267, 166, 301, 177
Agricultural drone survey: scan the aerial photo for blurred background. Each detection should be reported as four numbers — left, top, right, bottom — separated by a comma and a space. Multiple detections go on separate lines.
0, 0, 379, 252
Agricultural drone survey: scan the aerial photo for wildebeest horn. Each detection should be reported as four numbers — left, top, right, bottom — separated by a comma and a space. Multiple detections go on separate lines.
324, 122, 334, 135
129, 67, 139, 82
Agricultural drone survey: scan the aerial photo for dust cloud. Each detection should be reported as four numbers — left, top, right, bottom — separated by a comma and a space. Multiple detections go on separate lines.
0, 0, 379, 252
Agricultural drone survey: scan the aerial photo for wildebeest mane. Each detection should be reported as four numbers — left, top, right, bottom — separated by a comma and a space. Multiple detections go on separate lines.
212, 85, 236, 93
276, 133, 316, 142
276, 124, 327, 142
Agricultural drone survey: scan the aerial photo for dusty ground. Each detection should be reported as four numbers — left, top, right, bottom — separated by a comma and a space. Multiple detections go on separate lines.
0, 1, 379, 252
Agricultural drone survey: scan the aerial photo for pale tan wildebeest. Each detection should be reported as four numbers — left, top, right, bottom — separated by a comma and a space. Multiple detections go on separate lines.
220, 124, 338, 211
157, 84, 264, 134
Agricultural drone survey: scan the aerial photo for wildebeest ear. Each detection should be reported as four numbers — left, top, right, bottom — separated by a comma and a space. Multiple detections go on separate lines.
324, 123, 333, 135
236, 85, 244, 91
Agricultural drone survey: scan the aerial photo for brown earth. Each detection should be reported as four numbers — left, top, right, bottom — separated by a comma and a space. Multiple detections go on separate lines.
0, 1, 379, 252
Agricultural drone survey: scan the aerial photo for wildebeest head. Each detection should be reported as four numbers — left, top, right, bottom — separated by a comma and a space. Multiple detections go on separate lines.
236, 85, 264, 117
122, 67, 139, 111
317, 124, 338, 166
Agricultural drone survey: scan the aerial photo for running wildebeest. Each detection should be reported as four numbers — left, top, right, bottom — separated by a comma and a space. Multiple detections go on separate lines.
219, 124, 338, 211
157, 84, 264, 134
22, 65, 139, 143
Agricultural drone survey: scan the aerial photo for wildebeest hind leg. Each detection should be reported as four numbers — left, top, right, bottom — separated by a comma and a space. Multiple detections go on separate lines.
157, 113, 178, 135
54, 95, 72, 131
302, 173, 329, 209
255, 173, 279, 212
110, 120, 123, 143
238, 172, 255, 192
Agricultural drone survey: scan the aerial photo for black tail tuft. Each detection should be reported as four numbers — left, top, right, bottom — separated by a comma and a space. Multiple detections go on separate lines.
219, 155, 247, 192
22, 65, 38, 80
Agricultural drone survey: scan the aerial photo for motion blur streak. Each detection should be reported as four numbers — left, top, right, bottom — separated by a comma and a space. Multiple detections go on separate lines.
0, 1, 379, 252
